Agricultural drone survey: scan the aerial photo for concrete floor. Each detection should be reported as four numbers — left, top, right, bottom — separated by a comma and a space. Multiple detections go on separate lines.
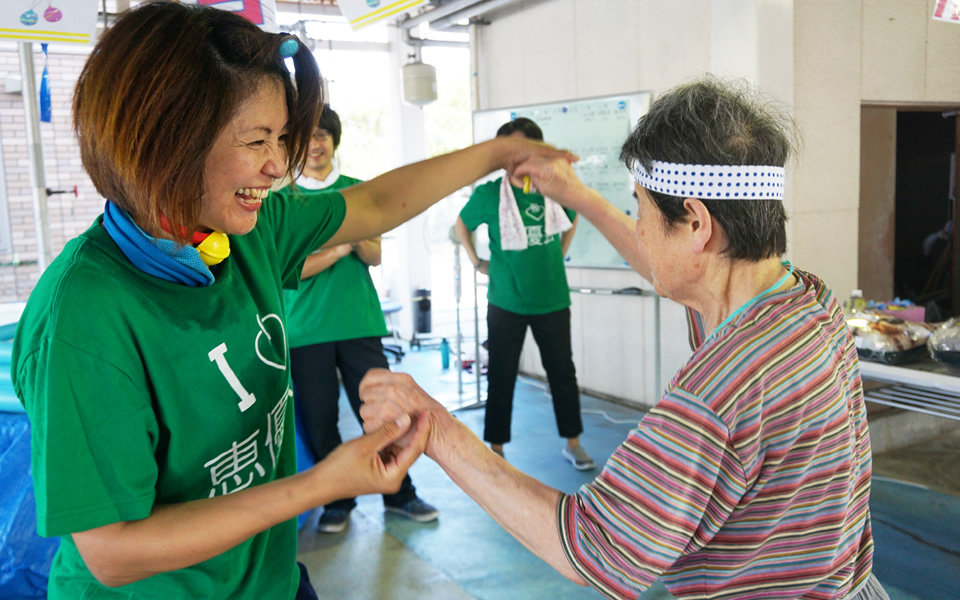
297, 346, 960, 600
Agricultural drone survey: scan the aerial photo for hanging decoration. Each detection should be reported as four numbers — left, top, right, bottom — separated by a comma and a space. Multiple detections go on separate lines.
180, 0, 279, 33
4, 0, 98, 44
933, 0, 960, 23
44, 1, 63, 23
337, 0, 427, 30
39, 43, 51, 123
19, 0, 40, 26
19, 0, 62, 26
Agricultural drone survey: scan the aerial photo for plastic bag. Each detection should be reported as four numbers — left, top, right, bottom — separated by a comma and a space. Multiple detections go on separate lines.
927, 317, 960, 370
846, 311, 935, 365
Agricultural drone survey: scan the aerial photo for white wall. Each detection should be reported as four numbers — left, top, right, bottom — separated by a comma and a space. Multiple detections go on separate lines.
472, 0, 960, 407
474, 0, 783, 407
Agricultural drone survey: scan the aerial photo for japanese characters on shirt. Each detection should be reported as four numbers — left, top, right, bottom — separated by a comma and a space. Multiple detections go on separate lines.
523, 202, 556, 247
203, 311, 291, 498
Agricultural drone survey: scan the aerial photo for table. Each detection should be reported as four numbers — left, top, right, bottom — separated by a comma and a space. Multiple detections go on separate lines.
859, 359, 960, 421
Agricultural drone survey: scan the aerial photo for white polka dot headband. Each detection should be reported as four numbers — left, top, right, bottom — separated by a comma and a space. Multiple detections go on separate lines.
631, 160, 785, 200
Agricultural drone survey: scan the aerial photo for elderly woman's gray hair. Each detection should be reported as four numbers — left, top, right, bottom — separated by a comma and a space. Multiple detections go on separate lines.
620, 76, 799, 261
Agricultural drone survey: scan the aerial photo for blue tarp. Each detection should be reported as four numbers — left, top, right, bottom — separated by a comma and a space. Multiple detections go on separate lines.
0, 412, 58, 599
1, 324, 58, 598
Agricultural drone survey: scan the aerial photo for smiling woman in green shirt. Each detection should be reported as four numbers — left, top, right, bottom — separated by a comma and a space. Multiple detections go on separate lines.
10, 5, 575, 599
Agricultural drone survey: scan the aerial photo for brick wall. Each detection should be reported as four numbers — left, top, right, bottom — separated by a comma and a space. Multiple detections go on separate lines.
0, 46, 101, 302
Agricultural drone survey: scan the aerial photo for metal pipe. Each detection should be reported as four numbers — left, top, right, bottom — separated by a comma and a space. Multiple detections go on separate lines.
952, 115, 960, 315
469, 21, 480, 110
17, 42, 51, 273
473, 258, 481, 404
400, 24, 469, 49
400, 0, 483, 30
454, 241, 463, 396
428, 0, 521, 31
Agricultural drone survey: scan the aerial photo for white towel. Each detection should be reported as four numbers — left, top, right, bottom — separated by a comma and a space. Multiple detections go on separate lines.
498, 175, 572, 251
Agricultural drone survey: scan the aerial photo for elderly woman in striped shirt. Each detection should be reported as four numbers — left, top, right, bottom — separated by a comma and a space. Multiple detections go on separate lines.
359, 77, 887, 600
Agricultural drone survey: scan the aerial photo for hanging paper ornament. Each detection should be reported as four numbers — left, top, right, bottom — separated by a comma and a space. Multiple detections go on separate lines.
43, 5, 62, 22
20, 9, 39, 26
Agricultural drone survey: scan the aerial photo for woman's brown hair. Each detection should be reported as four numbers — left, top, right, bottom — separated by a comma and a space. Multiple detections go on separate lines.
73, 0, 322, 242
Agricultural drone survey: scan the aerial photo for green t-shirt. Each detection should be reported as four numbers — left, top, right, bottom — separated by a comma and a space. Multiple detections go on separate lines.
459, 178, 575, 315
281, 175, 389, 347
11, 191, 346, 600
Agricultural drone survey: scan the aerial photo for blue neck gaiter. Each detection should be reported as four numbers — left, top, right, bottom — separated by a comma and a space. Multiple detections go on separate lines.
102, 201, 215, 287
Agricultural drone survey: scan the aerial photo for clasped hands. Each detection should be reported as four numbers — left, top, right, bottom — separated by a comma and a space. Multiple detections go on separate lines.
318, 369, 445, 501
359, 369, 449, 461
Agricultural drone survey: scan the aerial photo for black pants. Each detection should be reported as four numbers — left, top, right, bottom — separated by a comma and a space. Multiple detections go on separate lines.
484, 304, 583, 445
294, 562, 318, 600
290, 336, 417, 511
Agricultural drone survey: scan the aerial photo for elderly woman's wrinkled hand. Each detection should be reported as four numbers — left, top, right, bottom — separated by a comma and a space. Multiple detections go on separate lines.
322, 411, 429, 499
514, 156, 589, 211
359, 369, 448, 458
500, 137, 578, 178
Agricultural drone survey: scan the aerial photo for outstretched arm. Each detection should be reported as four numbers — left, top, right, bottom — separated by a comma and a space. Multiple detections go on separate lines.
518, 158, 652, 281
359, 370, 587, 586
325, 138, 576, 248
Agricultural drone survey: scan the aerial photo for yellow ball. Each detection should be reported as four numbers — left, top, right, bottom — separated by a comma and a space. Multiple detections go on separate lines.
196, 232, 230, 266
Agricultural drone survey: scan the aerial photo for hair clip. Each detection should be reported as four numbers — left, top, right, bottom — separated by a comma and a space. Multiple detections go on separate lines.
278, 36, 300, 59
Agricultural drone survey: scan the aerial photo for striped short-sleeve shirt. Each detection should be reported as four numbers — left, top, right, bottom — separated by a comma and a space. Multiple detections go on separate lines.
558, 266, 876, 599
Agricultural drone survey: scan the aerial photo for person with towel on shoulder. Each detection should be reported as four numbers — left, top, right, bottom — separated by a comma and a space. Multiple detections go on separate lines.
454, 117, 594, 470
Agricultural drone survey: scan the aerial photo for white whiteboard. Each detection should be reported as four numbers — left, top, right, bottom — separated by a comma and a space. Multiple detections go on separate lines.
472, 91, 651, 268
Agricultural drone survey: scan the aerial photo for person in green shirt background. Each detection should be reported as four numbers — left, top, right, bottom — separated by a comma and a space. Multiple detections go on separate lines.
455, 117, 594, 470
283, 106, 438, 534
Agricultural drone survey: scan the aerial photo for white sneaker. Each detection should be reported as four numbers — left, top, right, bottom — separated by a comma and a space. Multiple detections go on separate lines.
562, 446, 595, 471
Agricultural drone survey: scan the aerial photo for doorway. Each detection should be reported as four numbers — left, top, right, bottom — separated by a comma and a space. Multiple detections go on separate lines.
859, 106, 960, 320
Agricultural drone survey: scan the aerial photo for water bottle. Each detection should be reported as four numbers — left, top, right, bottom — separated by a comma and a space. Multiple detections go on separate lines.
846, 289, 866, 315
440, 338, 450, 369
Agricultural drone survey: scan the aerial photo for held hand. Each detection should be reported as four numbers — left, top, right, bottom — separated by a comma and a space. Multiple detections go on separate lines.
322, 412, 429, 499
514, 156, 589, 211
498, 137, 578, 177
359, 369, 449, 458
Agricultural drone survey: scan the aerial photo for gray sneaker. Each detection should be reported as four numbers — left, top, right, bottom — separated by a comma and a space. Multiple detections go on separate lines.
562, 446, 595, 471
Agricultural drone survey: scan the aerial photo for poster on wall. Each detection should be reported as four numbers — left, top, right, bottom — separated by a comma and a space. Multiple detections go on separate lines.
337, 0, 428, 30
181, 0, 279, 33
1, 0, 99, 44
933, 0, 960, 23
